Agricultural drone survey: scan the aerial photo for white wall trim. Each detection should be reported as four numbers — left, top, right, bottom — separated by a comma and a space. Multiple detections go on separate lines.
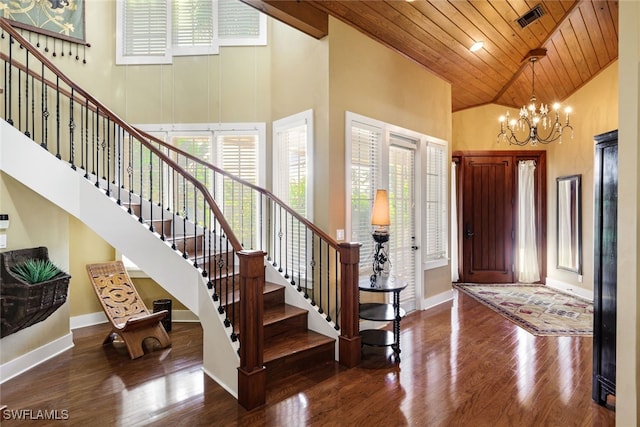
0, 333, 73, 384
70, 310, 199, 330
421, 289, 454, 311
545, 277, 593, 301
70, 312, 108, 329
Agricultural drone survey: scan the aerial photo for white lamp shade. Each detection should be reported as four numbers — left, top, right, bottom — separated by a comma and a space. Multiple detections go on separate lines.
371, 189, 390, 226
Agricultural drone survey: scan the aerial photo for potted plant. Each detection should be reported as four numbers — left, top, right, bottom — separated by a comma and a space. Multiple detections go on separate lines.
0, 247, 71, 338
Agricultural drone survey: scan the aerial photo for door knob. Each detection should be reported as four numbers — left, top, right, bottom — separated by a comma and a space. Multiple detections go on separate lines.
465, 223, 475, 239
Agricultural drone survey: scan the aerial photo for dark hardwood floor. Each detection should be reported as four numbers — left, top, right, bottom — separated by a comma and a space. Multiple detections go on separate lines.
1, 290, 615, 426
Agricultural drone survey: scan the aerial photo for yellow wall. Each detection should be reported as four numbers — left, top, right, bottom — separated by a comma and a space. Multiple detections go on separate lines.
270, 18, 329, 214
327, 18, 452, 298
452, 61, 618, 294
546, 61, 618, 291
0, 174, 70, 364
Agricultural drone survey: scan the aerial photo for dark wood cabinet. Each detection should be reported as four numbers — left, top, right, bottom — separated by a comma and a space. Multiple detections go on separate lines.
593, 130, 617, 407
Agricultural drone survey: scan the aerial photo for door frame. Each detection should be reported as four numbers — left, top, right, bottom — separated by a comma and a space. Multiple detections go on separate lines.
452, 150, 547, 283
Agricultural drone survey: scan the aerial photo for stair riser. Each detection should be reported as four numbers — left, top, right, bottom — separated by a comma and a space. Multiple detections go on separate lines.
264, 313, 307, 340
265, 342, 335, 383
170, 235, 204, 255
146, 219, 173, 237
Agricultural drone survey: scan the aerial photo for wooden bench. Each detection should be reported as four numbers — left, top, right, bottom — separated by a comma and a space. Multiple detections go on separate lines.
86, 261, 171, 359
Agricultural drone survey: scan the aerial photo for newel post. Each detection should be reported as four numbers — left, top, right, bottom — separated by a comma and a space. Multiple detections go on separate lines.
338, 242, 362, 368
237, 249, 267, 410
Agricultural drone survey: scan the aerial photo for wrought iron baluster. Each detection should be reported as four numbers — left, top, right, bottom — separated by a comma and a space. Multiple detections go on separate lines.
41, 64, 48, 149
138, 138, 143, 222
105, 119, 111, 195
127, 134, 134, 215
193, 191, 199, 269
24, 50, 29, 137
148, 146, 154, 232
69, 88, 76, 169
317, 241, 322, 312
83, 100, 89, 177
116, 126, 122, 206
55, 76, 61, 159
94, 107, 99, 186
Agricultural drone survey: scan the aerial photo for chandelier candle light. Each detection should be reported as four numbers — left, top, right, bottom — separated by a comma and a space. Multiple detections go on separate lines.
497, 52, 574, 146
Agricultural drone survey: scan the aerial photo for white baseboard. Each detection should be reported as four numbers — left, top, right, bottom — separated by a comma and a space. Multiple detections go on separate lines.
545, 277, 593, 301
70, 310, 199, 330
70, 312, 108, 329
421, 289, 454, 311
0, 333, 74, 384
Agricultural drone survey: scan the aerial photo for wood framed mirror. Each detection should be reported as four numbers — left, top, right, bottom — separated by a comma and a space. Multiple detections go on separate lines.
556, 174, 582, 273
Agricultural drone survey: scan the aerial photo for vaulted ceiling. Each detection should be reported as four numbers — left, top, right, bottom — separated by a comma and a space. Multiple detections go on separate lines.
242, 0, 619, 112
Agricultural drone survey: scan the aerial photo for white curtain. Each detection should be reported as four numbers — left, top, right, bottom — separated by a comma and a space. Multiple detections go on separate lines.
517, 160, 540, 283
450, 161, 459, 282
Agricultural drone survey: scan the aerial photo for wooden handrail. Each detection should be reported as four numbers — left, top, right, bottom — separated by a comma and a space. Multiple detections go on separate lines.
134, 128, 341, 248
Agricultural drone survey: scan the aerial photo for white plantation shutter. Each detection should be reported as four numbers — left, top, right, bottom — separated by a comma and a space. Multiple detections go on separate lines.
425, 141, 448, 263
172, 0, 218, 55
217, 133, 259, 183
117, 0, 171, 64
216, 132, 260, 246
117, 0, 266, 64
219, 0, 267, 45
350, 121, 382, 272
273, 111, 313, 277
273, 112, 312, 218
388, 138, 416, 309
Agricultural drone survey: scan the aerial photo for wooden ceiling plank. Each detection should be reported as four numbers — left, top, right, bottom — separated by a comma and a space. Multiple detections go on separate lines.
578, 1, 614, 68
571, 2, 609, 70
548, 35, 583, 89
445, 1, 526, 76
541, 42, 577, 97
385, 1, 514, 85
559, 20, 594, 83
534, 59, 570, 104
592, 0, 619, 60
497, 0, 548, 48
240, 0, 328, 39
552, 25, 589, 86
471, 0, 534, 59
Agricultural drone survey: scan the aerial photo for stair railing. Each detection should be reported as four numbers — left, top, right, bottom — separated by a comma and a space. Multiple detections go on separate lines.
0, 18, 271, 409
133, 128, 363, 367
2, 15, 365, 406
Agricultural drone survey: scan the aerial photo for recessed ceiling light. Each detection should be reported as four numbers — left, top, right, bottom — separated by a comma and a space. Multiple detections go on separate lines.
470, 41, 484, 52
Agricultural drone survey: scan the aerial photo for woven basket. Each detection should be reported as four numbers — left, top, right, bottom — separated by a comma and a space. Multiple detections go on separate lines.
0, 247, 71, 338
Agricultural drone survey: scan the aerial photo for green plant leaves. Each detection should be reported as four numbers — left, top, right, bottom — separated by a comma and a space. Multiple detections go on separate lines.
10, 258, 63, 284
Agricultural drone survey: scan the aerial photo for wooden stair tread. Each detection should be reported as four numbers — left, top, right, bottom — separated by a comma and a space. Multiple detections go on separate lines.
263, 330, 335, 363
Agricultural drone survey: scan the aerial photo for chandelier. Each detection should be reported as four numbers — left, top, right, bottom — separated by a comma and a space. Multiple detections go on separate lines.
497, 54, 573, 146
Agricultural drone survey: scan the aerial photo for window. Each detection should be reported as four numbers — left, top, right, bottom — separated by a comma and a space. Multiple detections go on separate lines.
122, 122, 265, 273
116, 0, 267, 65
272, 110, 314, 277
424, 138, 448, 269
272, 110, 313, 219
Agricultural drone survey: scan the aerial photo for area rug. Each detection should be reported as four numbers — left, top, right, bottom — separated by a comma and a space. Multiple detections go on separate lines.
454, 283, 593, 336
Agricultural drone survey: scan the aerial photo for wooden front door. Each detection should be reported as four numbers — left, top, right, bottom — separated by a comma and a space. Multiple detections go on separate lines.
462, 156, 515, 283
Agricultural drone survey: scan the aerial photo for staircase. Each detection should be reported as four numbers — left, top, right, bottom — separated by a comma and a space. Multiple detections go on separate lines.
137, 203, 338, 385
0, 16, 362, 410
